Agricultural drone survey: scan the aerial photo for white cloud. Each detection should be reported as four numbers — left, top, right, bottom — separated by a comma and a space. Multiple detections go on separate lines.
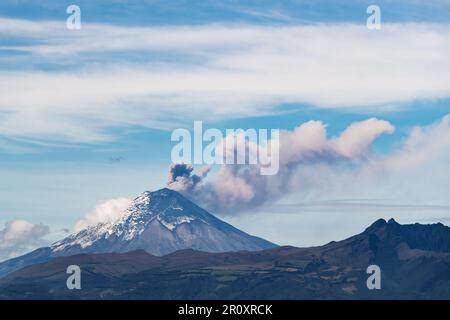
372, 114, 450, 204
385, 114, 450, 168
286, 113, 450, 207
0, 220, 50, 261
1, 19, 450, 143
74, 197, 132, 232
331, 118, 395, 158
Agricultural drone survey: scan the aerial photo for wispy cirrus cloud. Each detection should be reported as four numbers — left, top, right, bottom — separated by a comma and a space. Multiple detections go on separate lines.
1, 19, 450, 144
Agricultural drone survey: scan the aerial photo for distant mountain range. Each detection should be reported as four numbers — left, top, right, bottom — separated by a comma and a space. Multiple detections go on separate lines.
0, 188, 449, 299
0, 218, 449, 299
0, 188, 276, 278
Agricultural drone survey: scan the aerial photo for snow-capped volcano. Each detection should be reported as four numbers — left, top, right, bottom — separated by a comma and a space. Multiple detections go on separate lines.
51, 188, 276, 256
0, 188, 276, 278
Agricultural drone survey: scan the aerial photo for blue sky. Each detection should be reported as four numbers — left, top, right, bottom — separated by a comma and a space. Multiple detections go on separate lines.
0, 1, 450, 260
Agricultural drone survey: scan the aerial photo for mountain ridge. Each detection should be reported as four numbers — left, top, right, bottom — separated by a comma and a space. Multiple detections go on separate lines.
0, 218, 449, 299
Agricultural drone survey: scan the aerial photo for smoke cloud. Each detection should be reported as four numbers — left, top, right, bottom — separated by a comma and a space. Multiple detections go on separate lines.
168, 118, 396, 214
167, 163, 211, 192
